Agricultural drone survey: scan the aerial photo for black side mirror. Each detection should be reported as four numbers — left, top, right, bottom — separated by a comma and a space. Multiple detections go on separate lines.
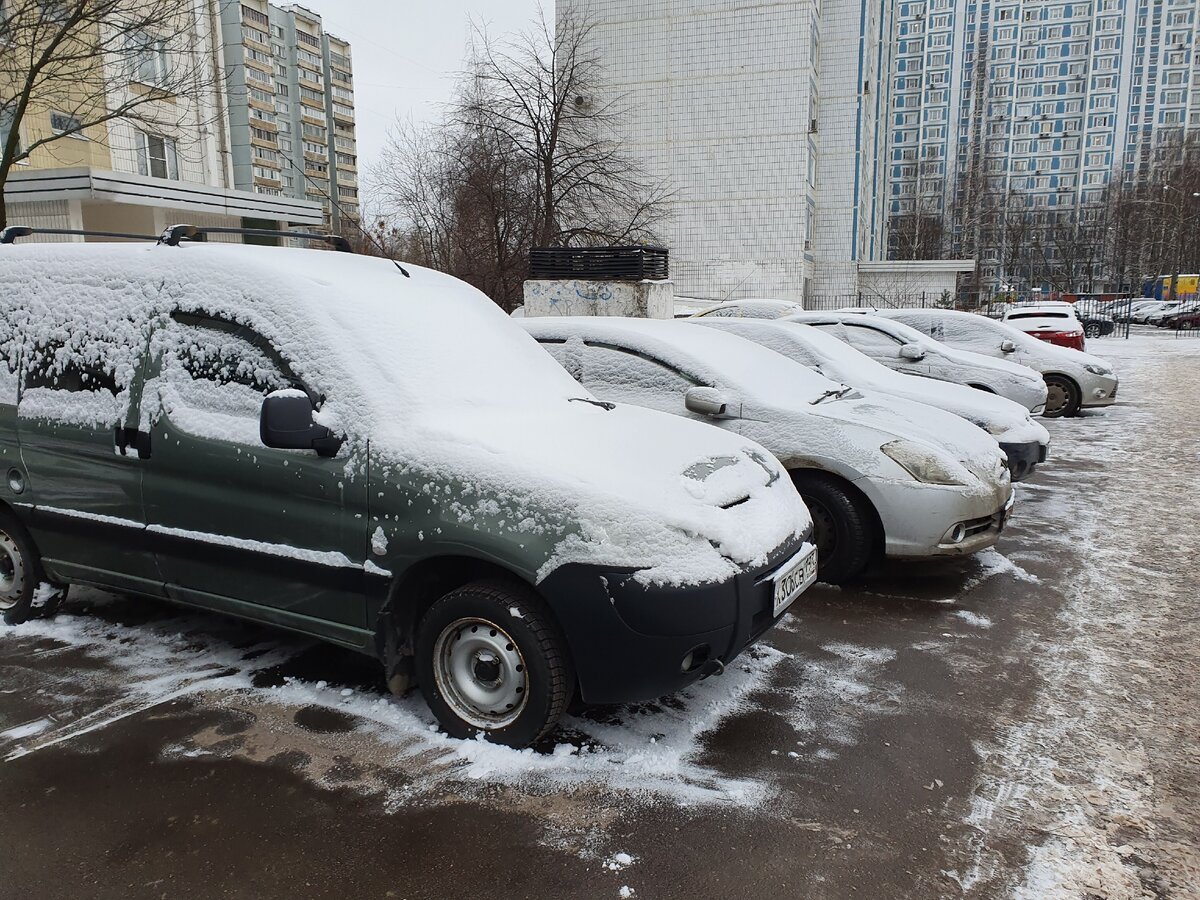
260, 390, 343, 458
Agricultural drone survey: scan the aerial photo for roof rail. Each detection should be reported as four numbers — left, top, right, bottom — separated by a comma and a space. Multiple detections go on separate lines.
159, 224, 353, 252
1, 226, 159, 244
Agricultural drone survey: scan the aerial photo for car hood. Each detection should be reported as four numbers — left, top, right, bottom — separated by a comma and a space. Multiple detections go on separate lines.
739, 390, 1010, 499
368, 401, 811, 587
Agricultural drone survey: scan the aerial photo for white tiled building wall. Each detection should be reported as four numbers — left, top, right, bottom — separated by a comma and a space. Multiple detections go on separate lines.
566, 0, 822, 301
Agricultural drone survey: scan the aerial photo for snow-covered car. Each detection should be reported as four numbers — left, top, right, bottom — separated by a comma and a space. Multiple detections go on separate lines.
0, 236, 819, 748
1118, 300, 1164, 324
872, 308, 1119, 418
520, 317, 1015, 584
784, 312, 1050, 414
1001, 303, 1086, 351
1143, 302, 1183, 326
1159, 300, 1200, 328
690, 298, 804, 319
689, 317, 1051, 481
1130, 301, 1171, 324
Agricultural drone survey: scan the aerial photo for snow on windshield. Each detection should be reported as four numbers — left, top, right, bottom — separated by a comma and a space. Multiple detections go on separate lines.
524, 317, 842, 406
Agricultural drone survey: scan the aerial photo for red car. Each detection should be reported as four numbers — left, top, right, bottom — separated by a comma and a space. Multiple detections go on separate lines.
1174, 310, 1200, 330
1002, 304, 1086, 351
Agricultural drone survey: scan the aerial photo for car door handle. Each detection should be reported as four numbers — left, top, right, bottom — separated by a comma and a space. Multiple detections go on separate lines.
114, 427, 152, 460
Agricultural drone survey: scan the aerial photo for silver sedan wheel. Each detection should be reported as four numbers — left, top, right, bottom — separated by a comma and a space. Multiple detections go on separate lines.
0, 531, 26, 612
433, 617, 529, 730
1044, 382, 1069, 416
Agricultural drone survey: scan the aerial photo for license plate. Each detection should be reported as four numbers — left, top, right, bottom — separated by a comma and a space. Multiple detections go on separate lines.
773, 543, 818, 616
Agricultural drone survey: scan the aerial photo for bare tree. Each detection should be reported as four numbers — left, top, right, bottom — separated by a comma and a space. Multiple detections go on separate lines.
455, 8, 669, 248
0, 0, 221, 228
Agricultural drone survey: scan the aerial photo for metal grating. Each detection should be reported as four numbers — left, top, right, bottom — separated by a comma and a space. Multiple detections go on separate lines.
529, 246, 669, 282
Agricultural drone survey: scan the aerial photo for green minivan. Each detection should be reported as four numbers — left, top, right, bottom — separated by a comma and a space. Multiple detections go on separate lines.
0, 236, 817, 746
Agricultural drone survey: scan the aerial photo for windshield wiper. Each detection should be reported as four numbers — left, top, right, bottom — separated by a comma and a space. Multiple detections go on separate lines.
569, 397, 616, 411
810, 386, 854, 405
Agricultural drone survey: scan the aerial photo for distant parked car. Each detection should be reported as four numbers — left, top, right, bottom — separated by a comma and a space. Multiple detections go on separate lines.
784, 312, 1050, 414
1173, 310, 1200, 330
1002, 303, 1087, 351
1113, 300, 1162, 324
1159, 300, 1200, 328
872, 308, 1119, 418
690, 298, 804, 319
521, 317, 1015, 584
1144, 302, 1183, 326
689, 317, 1052, 481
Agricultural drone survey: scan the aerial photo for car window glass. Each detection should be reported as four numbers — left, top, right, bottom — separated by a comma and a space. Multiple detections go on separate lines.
18, 341, 127, 429
1008, 311, 1070, 320
155, 319, 292, 445
581, 345, 696, 414
842, 323, 903, 355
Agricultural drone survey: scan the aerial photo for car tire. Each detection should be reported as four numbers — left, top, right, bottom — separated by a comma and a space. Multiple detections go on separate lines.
416, 579, 574, 747
0, 512, 67, 626
1043, 374, 1081, 418
791, 471, 875, 585
1084, 322, 1102, 339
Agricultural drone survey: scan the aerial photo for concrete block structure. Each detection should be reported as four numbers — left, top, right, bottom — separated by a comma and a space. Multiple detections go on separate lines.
523, 279, 675, 318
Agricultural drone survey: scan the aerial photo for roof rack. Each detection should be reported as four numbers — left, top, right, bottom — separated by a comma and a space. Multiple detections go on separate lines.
159, 224, 353, 252
1, 226, 159, 244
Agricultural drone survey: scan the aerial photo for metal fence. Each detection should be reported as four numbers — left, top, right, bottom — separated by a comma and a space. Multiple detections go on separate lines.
802, 292, 1138, 340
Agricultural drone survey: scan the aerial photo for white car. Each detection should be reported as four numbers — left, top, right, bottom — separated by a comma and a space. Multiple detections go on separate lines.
872, 308, 1119, 418
784, 312, 1050, 414
690, 298, 804, 319
1143, 301, 1183, 326
1001, 303, 1086, 351
520, 317, 1014, 584
1130, 301, 1169, 324
689, 317, 1051, 481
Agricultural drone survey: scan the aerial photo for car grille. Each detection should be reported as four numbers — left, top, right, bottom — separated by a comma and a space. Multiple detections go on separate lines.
963, 512, 1002, 539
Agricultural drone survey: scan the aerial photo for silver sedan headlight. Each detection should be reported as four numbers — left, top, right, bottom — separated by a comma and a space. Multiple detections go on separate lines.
1083, 364, 1112, 376
881, 440, 968, 486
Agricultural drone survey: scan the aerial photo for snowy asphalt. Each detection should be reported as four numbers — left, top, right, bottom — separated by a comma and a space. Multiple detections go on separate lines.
1, 329, 1197, 900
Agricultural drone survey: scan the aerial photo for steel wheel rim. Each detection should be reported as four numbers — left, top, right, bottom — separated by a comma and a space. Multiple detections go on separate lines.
0, 531, 25, 611
1045, 383, 1068, 416
803, 495, 838, 560
433, 617, 529, 730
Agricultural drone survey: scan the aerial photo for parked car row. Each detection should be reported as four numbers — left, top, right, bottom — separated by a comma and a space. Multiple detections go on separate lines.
0, 237, 1121, 750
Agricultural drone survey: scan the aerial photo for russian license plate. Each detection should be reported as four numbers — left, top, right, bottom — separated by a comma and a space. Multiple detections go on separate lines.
773, 544, 818, 616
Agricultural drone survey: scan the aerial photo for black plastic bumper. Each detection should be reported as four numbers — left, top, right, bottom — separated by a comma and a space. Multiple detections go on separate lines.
537, 535, 810, 705
999, 440, 1047, 482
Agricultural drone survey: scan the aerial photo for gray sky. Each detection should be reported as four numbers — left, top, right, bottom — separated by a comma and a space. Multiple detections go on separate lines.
295, 0, 542, 190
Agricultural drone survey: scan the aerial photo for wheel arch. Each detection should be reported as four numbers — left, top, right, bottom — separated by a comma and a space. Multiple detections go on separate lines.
787, 466, 885, 559
372, 554, 546, 686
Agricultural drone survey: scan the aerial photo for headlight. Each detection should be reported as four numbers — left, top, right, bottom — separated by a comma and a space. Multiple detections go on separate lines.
881, 440, 968, 486
1083, 364, 1112, 376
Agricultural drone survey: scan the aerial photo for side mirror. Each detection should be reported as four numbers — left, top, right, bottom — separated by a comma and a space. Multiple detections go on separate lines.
1000, 339, 1017, 353
899, 343, 926, 361
684, 386, 729, 417
260, 390, 343, 458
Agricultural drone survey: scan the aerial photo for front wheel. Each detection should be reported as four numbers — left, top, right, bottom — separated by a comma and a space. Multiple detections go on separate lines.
416, 579, 574, 747
791, 471, 876, 584
1, 512, 67, 626
1043, 374, 1081, 418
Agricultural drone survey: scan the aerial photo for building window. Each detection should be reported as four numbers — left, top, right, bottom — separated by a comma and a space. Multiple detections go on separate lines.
49, 111, 84, 137
0, 105, 19, 155
129, 33, 169, 85
136, 132, 178, 180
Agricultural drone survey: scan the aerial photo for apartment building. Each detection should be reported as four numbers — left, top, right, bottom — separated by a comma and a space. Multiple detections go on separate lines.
2, 2, 323, 239
559, 0, 967, 302
219, 1, 359, 231
888, 0, 1200, 288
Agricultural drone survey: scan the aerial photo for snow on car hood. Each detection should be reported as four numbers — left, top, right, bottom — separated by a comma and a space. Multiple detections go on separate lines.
0, 243, 808, 588
381, 400, 811, 586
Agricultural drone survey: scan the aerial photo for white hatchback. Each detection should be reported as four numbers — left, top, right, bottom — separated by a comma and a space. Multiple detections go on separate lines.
690, 317, 1052, 481
521, 317, 1015, 584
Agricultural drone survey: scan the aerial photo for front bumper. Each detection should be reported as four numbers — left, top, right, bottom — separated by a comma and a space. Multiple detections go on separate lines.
866, 477, 1013, 559
537, 533, 814, 705
1080, 373, 1119, 408
999, 440, 1048, 481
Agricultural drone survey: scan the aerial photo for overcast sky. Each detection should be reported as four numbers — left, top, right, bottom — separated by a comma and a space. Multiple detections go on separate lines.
294, 0, 542, 188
